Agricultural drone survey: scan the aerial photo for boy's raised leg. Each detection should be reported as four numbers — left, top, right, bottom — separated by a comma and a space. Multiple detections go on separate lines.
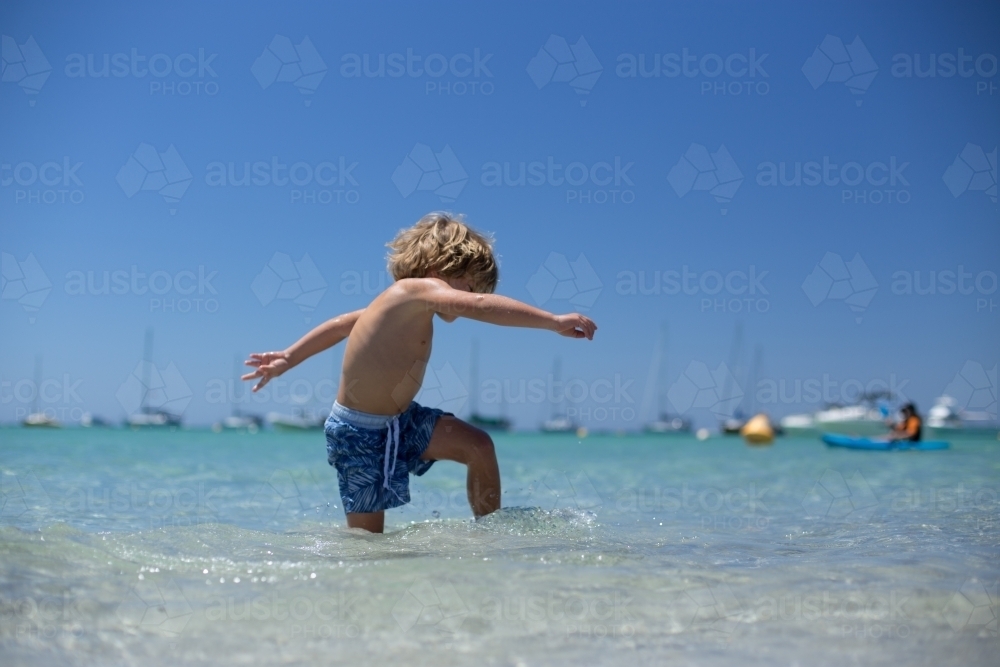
346, 511, 385, 533
421, 416, 501, 517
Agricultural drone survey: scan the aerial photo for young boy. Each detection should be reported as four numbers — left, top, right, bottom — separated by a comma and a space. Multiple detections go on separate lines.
242, 213, 597, 533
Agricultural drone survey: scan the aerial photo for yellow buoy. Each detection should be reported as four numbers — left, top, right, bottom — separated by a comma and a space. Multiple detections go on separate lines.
740, 413, 775, 446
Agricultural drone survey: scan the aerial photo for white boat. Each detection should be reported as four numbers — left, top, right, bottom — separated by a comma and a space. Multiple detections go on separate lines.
926, 396, 999, 439
213, 414, 263, 433
539, 357, 580, 434
267, 409, 325, 431
23, 355, 61, 427
124, 329, 183, 430
126, 408, 182, 429
781, 395, 891, 437
540, 416, 579, 433
644, 415, 691, 434
640, 324, 692, 435
212, 356, 264, 433
80, 413, 111, 428
23, 412, 60, 428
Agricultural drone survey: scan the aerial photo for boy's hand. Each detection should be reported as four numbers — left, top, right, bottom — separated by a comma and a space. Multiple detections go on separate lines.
242, 352, 291, 391
553, 313, 597, 340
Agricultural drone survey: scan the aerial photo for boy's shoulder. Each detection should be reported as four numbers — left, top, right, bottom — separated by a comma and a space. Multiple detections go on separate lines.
383, 277, 446, 297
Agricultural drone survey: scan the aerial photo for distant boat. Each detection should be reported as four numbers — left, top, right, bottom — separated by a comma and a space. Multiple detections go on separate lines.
926, 395, 999, 439
644, 415, 691, 434
719, 323, 746, 435
641, 323, 691, 435
781, 390, 893, 436
124, 328, 182, 430
267, 408, 324, 431
80, 412, 111, 428
467, 339, 511, 432
214, 413, 264, 433
469, 414, 513, 431
127, 408, 182, 430
539, 357, 579, 433
540, 416, 579, 433
23, 412, 60, 428
22, 355, 61, 428
213, 355, 265, 433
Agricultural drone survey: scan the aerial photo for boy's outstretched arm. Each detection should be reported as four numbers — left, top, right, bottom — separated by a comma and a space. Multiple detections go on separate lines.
241, 309, 364, 391
421, 282, 597, 339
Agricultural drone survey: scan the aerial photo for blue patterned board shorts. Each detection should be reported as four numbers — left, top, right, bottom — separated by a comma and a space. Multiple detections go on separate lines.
325, 401, 449, 514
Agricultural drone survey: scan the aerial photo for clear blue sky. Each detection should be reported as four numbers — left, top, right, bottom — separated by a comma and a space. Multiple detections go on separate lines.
1, 0, 997, 429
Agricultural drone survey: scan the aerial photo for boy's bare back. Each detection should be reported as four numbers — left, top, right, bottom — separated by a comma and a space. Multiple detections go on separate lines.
338, 278, 442, 415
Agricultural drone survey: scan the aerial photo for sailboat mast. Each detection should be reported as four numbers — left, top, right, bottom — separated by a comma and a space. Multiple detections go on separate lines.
721, 322, 743, 416
551, 357, 562, 419
469, 339, 479, 417
748, 344, 763, 416
658, 323, 669, 417
32, 354, 42, 415
141, 328, 153, 412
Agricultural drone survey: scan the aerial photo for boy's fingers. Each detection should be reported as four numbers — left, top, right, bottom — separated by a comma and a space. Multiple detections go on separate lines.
240, 370, 261, 381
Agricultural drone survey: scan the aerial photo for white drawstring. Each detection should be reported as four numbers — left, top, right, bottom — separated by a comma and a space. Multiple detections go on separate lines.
382, 415, 401, 497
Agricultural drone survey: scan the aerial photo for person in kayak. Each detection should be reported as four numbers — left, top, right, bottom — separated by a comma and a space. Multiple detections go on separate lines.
887, 403, 922, 442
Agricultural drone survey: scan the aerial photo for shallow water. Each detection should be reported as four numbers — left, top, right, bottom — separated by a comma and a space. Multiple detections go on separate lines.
1, 429, 998, 665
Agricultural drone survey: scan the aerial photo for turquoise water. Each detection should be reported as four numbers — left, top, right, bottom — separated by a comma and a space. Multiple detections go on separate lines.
1, 428, 998, 666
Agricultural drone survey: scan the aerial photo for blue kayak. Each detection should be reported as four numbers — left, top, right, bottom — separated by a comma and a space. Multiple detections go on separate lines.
821, 433, 949, 451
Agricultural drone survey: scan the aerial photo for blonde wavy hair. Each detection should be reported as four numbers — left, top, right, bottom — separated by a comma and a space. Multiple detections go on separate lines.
386, 213, 499, 293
